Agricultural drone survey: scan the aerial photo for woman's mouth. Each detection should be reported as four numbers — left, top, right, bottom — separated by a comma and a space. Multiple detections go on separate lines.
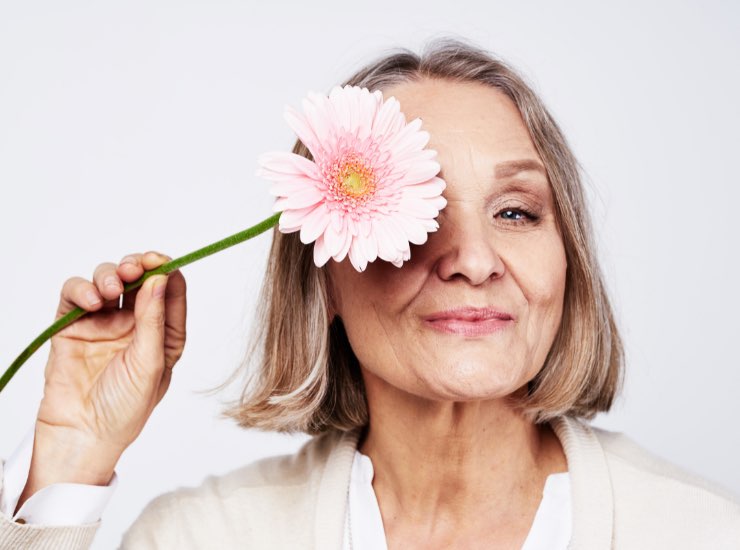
422, 306, 515, 336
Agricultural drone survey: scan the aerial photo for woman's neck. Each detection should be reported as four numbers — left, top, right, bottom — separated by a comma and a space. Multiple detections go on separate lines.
357, 375, 567, 546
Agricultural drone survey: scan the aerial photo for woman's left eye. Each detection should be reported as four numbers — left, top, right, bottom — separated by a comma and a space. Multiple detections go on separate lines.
496, 207, 539, 224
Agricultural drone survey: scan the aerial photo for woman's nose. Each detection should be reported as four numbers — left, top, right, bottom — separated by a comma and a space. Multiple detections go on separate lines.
433, 215, 505, 285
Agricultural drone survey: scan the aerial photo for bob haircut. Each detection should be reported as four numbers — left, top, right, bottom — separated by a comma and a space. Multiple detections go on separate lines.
206, 37, 625, 435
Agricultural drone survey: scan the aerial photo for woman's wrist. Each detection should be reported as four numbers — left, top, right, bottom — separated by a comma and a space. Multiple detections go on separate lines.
14, 422, 122, 516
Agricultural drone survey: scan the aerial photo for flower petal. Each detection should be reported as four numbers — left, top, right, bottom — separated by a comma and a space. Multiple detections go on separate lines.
303, 92, 335, 150
372, 95, 404, 138
273, 197, 288, 212
356, 88, 379, 142
334, 228, 353, 262
268, 177, 323, 197
283, 107, 322, 159
279, 205, 317, 231
395, 215, 429, 245
400, 178, 447, 199
382, 118, 425, 156
347, 239, 369, 272
395, 160, 441, 187
330, 85, 352, 132
373, 220, 400, 262
346, 216, 359, 237
358, 217, 372, 238
397, 197, 443, 219
356, 231, 378, 263
313, 233, 331, 267
327, 208, 341, 232
280, 185, 325, 210
323, 222, 346, 257
377, 216, 410, 255
421, 217, 440, 232
257, 151, 322, 181
427, 194, 448, 211
299, 203, 331, 244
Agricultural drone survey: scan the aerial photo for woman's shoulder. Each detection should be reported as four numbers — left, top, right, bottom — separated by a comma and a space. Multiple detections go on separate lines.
207, 428, 349, 495
120, 428, 354, 549
591, 424, 740, 503
588, 422, 740, 545
158, 427, 348, 501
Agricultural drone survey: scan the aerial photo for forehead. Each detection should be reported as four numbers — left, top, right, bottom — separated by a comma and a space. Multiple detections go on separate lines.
381, 78, 539, 162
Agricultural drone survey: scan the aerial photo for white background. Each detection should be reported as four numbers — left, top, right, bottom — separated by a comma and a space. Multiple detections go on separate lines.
1, 0, 738, 547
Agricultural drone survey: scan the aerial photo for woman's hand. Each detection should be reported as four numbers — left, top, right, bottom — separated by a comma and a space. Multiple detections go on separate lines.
16, 251, 187, 513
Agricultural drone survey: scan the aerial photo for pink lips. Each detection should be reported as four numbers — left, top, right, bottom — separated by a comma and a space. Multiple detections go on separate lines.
423, 306, 514, 337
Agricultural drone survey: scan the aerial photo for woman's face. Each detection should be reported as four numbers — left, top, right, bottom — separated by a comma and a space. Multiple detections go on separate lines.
326, 77, 568, 402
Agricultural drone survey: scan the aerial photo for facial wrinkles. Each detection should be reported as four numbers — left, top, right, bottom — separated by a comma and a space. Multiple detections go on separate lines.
432, 132, 493, 206
515, 239, 565, 376
434, 140, 552, 371
523, 300, 557, 379
370, 300, 410, 378
368, 253, 428, 305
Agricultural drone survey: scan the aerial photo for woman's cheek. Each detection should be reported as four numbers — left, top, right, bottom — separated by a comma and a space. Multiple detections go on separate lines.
523, 232, 566, 298
344, 322, 389, 382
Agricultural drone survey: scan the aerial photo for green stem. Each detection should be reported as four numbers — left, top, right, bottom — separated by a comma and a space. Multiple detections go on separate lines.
0, 212, 281, 394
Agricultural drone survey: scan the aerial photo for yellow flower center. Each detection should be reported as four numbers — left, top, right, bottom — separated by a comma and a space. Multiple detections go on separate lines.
342, 170, 367, 195
327, 153, 378, 205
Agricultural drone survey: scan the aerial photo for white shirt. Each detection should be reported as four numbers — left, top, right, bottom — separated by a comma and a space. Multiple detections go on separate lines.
2, 424, 572, 549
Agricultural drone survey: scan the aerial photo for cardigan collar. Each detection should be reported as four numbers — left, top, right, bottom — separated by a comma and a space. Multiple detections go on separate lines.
314, 427, 360, 549
550, 415, 614, 549
314, 415, 614, 550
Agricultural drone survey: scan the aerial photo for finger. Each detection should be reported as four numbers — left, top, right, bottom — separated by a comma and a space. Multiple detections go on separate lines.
126, 273, 169, 383
162, 268, 187, 369
117, 253, 145, 311
93, 262, 124, 303
55, 276, 106, 321
121, 252, 171, 311
139, 252, 186, 371
154, 268, 184, 404
116, 253, 145, 284
141, 251, 172, 272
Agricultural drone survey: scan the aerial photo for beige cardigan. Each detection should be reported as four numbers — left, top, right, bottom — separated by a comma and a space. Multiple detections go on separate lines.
1, 415, 739, 549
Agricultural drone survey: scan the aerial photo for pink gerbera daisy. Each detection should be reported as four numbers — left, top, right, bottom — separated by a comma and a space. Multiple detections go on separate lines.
256, 84, 447, 272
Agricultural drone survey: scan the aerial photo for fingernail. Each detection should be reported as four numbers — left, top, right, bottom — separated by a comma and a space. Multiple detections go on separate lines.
86, 290, 101, 305
104, 275, 121, 291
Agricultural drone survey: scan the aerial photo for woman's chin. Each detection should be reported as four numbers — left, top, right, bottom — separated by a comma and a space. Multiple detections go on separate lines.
415, 362, 528, 402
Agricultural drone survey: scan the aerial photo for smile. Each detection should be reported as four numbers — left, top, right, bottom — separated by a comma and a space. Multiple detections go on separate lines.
423, 317, 514, 337
424, 306, 514, 337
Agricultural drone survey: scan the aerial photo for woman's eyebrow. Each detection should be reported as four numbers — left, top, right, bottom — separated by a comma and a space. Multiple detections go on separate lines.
437, 159, 547, 182
494, 159, 547, 179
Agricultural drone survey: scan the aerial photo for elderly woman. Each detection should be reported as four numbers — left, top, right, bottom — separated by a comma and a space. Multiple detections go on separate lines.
2, 38, 739, 549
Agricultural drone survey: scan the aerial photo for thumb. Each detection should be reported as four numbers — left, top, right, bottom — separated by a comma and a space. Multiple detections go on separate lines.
130, 274, 169, 373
